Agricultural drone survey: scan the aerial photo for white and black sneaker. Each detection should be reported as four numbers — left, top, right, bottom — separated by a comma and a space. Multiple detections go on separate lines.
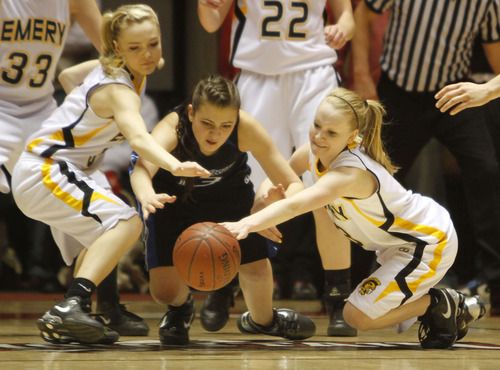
159, 294, 195, 345
237, 308, 316, 340
418, 288, 461, 349
456, 294, 486, 341
37, 296, 105, 344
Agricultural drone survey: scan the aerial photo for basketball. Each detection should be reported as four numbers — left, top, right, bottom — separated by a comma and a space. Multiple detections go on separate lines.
173, 222, 241, 291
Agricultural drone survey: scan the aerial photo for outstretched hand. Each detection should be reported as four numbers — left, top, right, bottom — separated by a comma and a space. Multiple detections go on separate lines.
219, 221, 251, 240
171, 161, 211, 178
220, 221, 282, 243
257, 226, 282, 243
435, 82, 491, 115
141, 193, 177, 220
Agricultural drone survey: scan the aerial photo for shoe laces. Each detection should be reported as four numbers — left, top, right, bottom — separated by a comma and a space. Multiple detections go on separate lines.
59, 296, 92, 313
160, 306, 193, 330
277, 315, 297, 336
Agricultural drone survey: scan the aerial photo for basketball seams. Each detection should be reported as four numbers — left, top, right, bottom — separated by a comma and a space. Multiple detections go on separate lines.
187, 238, 206, 288
173, 222, 240, 291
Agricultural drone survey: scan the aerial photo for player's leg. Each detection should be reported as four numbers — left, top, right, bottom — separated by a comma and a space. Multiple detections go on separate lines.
236, 258, 316, 340
313, 209, 357, 336
150, 266, 194, 345
343, 228, 484, 349
234, 235, 316, 340
36, 217, 142, 344
12, 157, 141, 344
95, 266, 150, 336
238, 259, 274, 326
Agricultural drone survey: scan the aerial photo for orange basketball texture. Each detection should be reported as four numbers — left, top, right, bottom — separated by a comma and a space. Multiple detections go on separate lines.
173, 222, 241, 291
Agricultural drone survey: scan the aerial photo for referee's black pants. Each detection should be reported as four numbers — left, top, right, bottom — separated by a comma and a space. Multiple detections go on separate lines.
377, 72, 500, 287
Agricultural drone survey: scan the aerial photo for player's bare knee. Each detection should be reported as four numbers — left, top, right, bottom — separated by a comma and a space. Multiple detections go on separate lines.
238, 259, 270, 282
344, 303, 374, 331
127, 215, 143, 239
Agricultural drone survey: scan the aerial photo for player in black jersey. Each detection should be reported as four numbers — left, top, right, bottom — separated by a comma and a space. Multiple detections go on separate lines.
130, 75, 316, 345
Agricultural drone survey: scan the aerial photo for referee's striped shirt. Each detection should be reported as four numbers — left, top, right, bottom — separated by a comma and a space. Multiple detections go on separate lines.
366, 0, 500, 92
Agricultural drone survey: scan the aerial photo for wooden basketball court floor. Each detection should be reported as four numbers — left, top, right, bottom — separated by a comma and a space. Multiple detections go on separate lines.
2, 292, 500, 369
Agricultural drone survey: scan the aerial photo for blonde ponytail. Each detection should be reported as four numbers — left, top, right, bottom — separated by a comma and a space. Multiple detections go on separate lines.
324, 88, 398, 175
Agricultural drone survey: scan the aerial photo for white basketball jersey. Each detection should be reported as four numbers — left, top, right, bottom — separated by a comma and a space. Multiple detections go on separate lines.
231, 0, 337, 75
310, 145, 455, 253
0, 0, 69, 115
25, 65, 146, 170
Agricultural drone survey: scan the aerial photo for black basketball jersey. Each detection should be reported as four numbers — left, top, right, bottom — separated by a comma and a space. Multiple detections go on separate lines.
152, 109, 254, 209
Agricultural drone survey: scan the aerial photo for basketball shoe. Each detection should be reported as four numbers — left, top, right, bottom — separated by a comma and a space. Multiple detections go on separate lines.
323, 291, 357, 337
95, 302, 149, 336
418, 288, 461, 349
40, 327, 119, 345
200, 284, 235, 332
159, 294, 195, 345
237, 308, 316, 340
456, 294, 486, 341
37, 296, 105, 344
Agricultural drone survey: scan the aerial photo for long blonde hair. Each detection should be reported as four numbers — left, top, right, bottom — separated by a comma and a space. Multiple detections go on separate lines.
99, 4, 160, 77
324, 87, 398, 175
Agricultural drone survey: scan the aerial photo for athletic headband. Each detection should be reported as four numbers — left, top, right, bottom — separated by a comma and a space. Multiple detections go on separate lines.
333, 95, 359, 128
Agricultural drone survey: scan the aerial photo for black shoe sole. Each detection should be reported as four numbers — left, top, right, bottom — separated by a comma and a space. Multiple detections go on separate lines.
38, 319, 104, 344
159, 335, 189, 345
327, 325, 358, 337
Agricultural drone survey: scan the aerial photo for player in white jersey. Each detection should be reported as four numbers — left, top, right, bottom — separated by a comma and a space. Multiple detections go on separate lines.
0, 0, 101, 193
199, 0, 354, 185
199, 0, 357, 337
11, 4, 210, 345
222, 87, 486, 349
0, 0, 152, 338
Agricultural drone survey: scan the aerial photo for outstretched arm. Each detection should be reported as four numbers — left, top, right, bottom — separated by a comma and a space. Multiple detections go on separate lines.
198, 0, 234, 33
222, 166, 373, 239
92, 85, 211, 178
130, 113, 183, 219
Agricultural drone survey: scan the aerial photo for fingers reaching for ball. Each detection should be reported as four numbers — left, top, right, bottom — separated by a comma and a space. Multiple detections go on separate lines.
257, 226, 282, 243
219, 221, 250, 240
141, 193, 177, 220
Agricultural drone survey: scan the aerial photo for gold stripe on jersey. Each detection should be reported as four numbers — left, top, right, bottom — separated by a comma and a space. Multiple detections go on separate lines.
373, 221, 447, 303
133, 75, 146, 94
341, 197, 448, 301
27, 119, 115, 152
73, 119, 115, 146
41, 158, 121, 212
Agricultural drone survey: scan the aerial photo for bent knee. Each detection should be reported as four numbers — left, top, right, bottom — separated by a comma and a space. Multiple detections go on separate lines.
238, 259, 271, 281
343, 302, 376, 331
128, 215, 143, 238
